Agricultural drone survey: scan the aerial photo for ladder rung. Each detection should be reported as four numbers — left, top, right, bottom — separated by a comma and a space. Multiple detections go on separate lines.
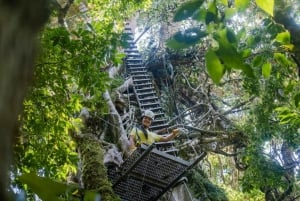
140, 102, 160, 107
138, 96, 158, 101
138, 95, 157, 100
128, 66, 144, 69
126, 53, 140, 56
135, 86, 154, 90
127, 63, 144, 67
133, 81, 152, 86
125, 39, 134, 43
136, 87, 155, 92
133, 78, 151, 83
131, 72, 148, 76
137, 91, 156, 96
127, 63, 142, 66
134, 83, 153, 88
127, 59, 142, 63
153, 112, 165, 119
152, 118, 167, 123
124, 49, 138, 53
140, 105, 163, 111
127, 44, 137, 48
124, 47, 138, 51
126, 57, 141, 60
130, 71, 147, 75
130, 68, 148, 75
132, 75, 150, 79
139, 101, 160, 106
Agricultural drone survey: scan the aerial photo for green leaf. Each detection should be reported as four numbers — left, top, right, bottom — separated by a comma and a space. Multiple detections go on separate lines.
19, 173, 68, 201
262, 62, 272, 78
205, 49, 225, 84
167, 28, 207, 49
246, 36, 255, 47
242, 64, 254, 77
280, 44, 294, 51
275, 107, 290, 114
235, 0, 250, 11
218, 0, 228, 6
274, 53, 290, 66
214, 28, 254, 77
174, 28, 207, 44
241, 48, 251, 58
206, 12, 218, 24
255, 0, 274, 16
113, 52, 126, 65
252, 55, 263, 67
192, 8, 207, 21
173, 0, 205, 22
295, 93, 300, 107
224, 8, 237, 19
166, 38, 191, 50
208, 0, 218, 15
214, 29, 242, 69
275, 31, 290, 44
206, 1, 218, 24
84, 191, 101, 201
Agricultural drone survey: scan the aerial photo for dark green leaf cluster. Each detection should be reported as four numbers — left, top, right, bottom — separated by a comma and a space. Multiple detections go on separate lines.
187, 168, 228, 201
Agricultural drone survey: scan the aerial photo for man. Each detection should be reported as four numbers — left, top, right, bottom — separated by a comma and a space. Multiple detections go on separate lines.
129, 110, 179, 153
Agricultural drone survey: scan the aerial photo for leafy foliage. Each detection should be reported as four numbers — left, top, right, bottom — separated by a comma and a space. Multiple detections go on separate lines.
10, 0, 300, 200
13, 0, 150, 200
146, 0, 300, 200
173, 0, 205, 21
19, 173, 102, 201
205, 49, 225, 84
166, 0, 284, 84
187, 168, 228, 201
255, 0, 274, 16
166, 28, 207, 49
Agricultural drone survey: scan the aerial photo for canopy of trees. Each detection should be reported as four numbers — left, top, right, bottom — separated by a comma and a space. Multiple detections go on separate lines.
0, 0, 299, 201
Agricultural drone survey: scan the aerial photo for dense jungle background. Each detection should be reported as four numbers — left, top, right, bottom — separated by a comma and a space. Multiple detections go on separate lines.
0, 0, 300, 200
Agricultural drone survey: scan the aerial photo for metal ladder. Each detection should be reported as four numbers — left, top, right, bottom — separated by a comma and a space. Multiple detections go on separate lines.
123, 26, 178, 156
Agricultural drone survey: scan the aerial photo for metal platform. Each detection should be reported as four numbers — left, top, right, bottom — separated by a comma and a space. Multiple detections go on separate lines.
108, 144, 206, 201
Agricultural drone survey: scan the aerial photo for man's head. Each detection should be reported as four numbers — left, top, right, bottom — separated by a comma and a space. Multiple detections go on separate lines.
141, 110, 155, 128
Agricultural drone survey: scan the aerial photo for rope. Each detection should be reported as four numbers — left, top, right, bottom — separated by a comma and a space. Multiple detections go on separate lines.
184, 181, 194, 201
94, 114, 120, 129
168, 181, 194, 201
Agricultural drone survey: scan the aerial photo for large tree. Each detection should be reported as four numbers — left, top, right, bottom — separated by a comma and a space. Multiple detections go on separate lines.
1, 0, 300, 201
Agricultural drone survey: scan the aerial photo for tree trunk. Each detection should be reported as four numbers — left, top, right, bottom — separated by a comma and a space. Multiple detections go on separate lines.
0, 1, 49, 200
70, 132, 120, 201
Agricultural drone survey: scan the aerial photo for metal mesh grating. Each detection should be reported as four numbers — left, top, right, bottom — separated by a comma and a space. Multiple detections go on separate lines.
108, 145, 192, 201
114, 177, 162, 201
130, 151, 188, 184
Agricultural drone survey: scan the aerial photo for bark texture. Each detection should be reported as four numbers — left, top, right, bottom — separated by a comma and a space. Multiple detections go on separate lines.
0, 1, 49, 200
70, 132, 120, 201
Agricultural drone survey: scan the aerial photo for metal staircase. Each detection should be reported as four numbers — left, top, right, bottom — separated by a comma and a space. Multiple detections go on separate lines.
106, 25, 206, 201
123, 26, 179, 156
108, 144, 206, 201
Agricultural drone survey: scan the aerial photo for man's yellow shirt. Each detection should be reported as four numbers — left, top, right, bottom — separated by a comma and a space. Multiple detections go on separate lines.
130, 126, 162, 146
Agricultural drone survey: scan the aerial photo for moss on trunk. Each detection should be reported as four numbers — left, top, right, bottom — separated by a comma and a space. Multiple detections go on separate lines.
72, 132, 120, 201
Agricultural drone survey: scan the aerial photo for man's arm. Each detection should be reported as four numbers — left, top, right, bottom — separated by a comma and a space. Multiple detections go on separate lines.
158, 129, 179, 142
129, 133, 137, 149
